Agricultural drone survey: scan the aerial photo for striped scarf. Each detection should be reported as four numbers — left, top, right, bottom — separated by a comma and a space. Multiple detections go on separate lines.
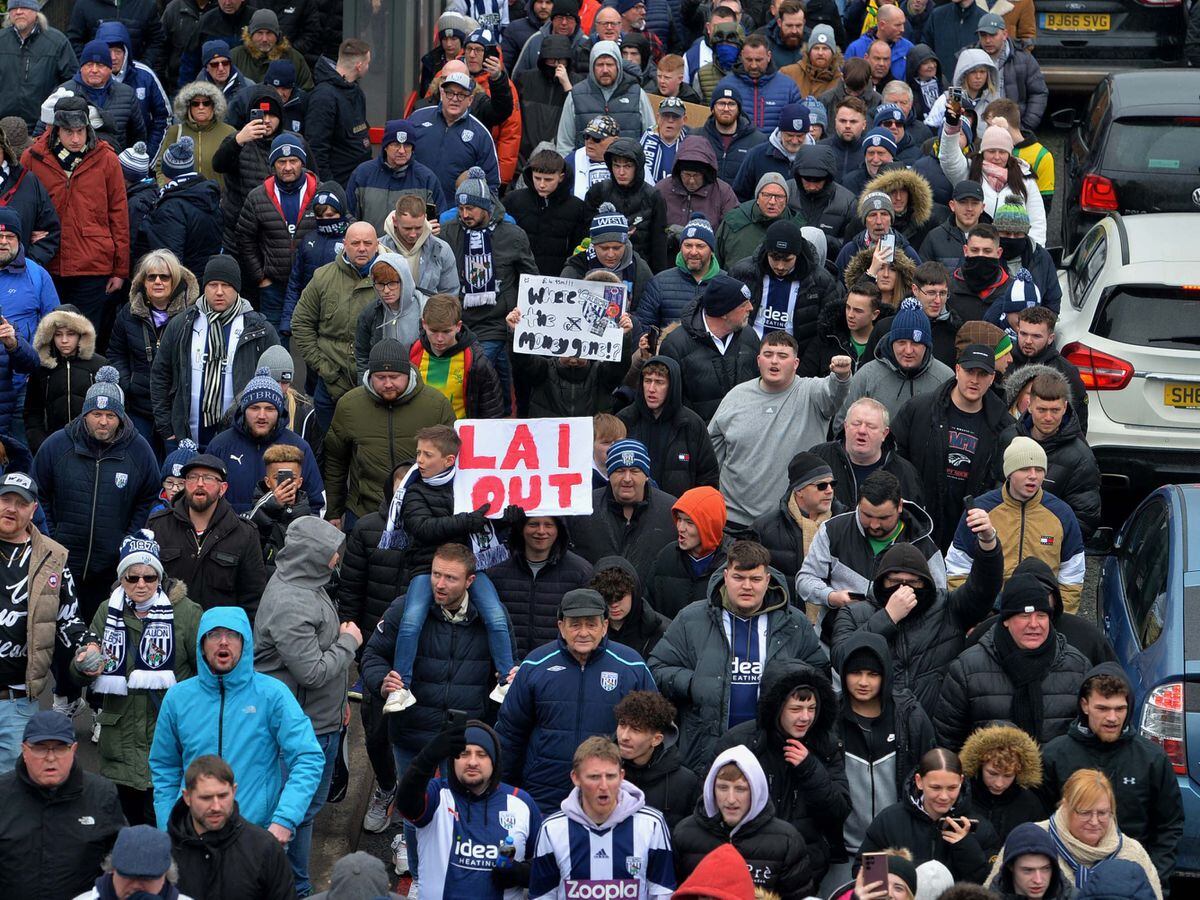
93, 586, 177, 696
378, 465, 454, 550
197, 297, 240, 426
1048, 808, 1123, 888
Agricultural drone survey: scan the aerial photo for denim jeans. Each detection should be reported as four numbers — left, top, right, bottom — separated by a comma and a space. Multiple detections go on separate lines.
479, 340, 513, 416
258, 282, 287, 333
313, 377, 336, 432
392, 746, 420, 877
286, 729, 340, 894
0, 696, 38, 772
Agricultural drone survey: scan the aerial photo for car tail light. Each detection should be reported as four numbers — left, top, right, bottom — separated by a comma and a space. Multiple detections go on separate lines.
1081, 174, 1119, 212
1062, 342, 1134, 390
1141, 682, 1187, 774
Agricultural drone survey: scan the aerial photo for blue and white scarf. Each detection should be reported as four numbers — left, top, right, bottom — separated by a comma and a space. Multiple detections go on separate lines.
461, 225, 498, 309
93, 586, 177, 695
1049, 812, 1123, 888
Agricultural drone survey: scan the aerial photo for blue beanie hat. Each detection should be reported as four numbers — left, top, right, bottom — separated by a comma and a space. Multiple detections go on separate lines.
702, 273, 752, 317
383, 118, 415, 148
873, 103, 905, 127
118, 529, 164, 582
0, 208, 21, 235
463, 723, 498, 765
160, 136, 195, 180
801, 95, 827, 129
239, 366, 285, 415
264, 59, 296, 89
160, 438, 198, 480
679, 212, 716, 253
710, 86, 741, 111
606, 439, 652, 477
82, 366, 125, 417
268, 132, 306, 167
862, 127, 898, 157
589, 202, 629, 245
80, 39, 112, 68
201, 39, 232, 67
466, 26, 498, 48
456, 166, 495, 213
777, 102, 810, 134
890, 298, 932, 349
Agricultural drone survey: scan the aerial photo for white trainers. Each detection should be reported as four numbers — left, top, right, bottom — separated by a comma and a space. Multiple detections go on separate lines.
383, 687, 417, 714
362, 785, 393, 833
52, 695, 85, 719
90, 713, 102, 744
407, 880, 419, 900
391, 832, 410, 875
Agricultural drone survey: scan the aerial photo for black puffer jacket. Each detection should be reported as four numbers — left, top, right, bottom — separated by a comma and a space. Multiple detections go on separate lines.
714, 662, 852, 882
571, 484, 678, 585
511, 328, 633, 417
23, 306, 108, 452
399, 476, 496, 579
561, 244, 654, 312
167, 797, 295, 900
621, 727, 701, 830
646, 537, 730, 621
831, 540, 1004, 714
809, 435, 925, 511
136, 174, 223, 277
506, 165, 591, 278
486, 514, 595, 659
304, 55, 371, 187
657, 301, 761, 422
859, 772, 1000, 882
616, 354, 720, 499
1012, 410, 1101, 539
126, 179, 159, 251
513, 35, 579, 162
360, 584, 512, 753
933, 622, 1091, 750
729, 235, 839, 358
673, 753, 814, 900
790, 145, 856, 256
585, 138, 671, 273
798, 294, 887, 378
700, 114, 768, 185
235, 170, 318, 286
107, 268, 199, 421
337, 478, 408, 638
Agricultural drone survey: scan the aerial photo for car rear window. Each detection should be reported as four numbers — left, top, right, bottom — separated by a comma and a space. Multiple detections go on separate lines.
1104, 117, 1200, 173
1093, 287, 1200, 350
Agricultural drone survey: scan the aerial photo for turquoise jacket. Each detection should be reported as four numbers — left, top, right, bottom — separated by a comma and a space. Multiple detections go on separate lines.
149, 606, 324, 831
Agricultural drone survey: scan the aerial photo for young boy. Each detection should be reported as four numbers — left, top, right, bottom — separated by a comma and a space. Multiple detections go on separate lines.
590, 412, 627, 488
505, 147, 592, 278
247, 443, 312, 573
409, 293, 507, 419
613, 689, 700, 829
385, 425, 518, 712
151, 438, 198, 515
25, 305, 108, 452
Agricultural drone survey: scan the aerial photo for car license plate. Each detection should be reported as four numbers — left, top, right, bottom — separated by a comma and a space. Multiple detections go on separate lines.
1164, 383, 1200, 409
1041, 12, 1111, 30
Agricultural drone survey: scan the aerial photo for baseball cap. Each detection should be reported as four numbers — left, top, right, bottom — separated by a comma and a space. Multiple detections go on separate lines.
441, 71, 473, 92
584, 114, 620, 139
23, 710, 75, 744
658, 96, 686, 118
559, 588, 608, 619
977, 13, 1006, 33
958, 343, 996, 373
952, 180, 985, 202
0, 471, 37, 503
181, 453, 228, 480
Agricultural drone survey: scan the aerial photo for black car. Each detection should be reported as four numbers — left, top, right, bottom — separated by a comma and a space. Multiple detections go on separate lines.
1052, 70, 1200, 250
1034, 0, 1187, 89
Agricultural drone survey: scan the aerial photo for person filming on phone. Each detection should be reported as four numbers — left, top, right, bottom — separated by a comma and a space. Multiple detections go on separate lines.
246, 444, 314, 575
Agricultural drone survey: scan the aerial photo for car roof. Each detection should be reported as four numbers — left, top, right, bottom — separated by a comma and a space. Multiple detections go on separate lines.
1177, 484, 1200, 572
1108, 70, 1200, 114
1104, 214, 1200, 273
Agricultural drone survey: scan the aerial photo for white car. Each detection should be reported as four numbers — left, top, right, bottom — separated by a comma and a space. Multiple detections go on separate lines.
1055, 213, 1200, 491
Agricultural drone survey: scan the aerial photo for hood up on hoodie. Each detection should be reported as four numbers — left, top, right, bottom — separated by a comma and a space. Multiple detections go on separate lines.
195, 605, 255, 693
447, 718, 505, 796
792, 143, 838, 183
95, 20, 137, 75
834, 630, 895, 703
370, 251, 417, 309
272, 516, 344, 589
595, 552, 652, 623
672, 487, 727, 557
871, 542, 937, 612
1072, 661, 1135, 736
633, 354, 683, 421
562, 776, 647, 829
993, 821, 1070, 899
588, 40, 626, 97
703, 744, 771, 836
862, 168, 934, 228
538, 32, 575, 75
604, 136, 648, 190
671, 135, 719, 187
951, 48, 999, 93
753, 660, 836, 748
673, 842, 758, 899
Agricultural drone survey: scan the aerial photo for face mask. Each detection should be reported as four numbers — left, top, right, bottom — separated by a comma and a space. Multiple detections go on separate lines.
999, 236, 1026, 260
962, 254, 1001, 290
316, 217, 348, 237
714, 42, 740, 69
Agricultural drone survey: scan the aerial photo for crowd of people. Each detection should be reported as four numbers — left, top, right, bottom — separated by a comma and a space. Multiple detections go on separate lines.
0, 1, 1182, 899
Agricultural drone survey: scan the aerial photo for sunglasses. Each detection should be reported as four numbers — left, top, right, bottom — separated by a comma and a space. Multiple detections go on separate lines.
145, 273, 172, 282
813, 481, 835, 491
189, 98, 214, 108
123, 573, 159, 584
207, 59, 231, 69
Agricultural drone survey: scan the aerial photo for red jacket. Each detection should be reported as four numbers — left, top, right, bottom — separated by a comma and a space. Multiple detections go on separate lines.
22, 132, 129, 279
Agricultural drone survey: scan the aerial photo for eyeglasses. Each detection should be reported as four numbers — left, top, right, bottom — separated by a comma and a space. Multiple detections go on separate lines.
145, 272, 172, 283
759, 192, 788, 203
24, 742, 74, 758
1072, 809, 1112, 822
374, 281, 401, 291
918, 287, 949, 299
813, 481, 835, 491
441, 88, 470, 101
189, 98, 213, 108
184, 473, 223, 485
123, 573, 159, 584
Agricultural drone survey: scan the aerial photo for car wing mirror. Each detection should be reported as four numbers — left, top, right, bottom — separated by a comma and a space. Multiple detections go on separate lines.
1086, 526, 1116, 556
1050, 108, 1078, 130
1047, 245, 1065, 268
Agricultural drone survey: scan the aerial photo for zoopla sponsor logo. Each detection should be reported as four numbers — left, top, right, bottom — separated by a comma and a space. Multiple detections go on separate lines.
563, 879, 640, 898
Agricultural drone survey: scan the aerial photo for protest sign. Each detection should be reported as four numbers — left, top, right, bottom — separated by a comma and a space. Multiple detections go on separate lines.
453, 418, 594, 517
513, 274, 626, 362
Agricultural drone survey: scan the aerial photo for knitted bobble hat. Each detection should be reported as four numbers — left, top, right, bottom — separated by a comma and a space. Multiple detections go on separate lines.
82, 366, 125, 418
456, 166, 495, 212
589, 202, 629, 245
239, 366, 284, 415
118, 141, 150, 181
160, 438, 198, 480
890, 298, 932, 350
118, 528, 164, 582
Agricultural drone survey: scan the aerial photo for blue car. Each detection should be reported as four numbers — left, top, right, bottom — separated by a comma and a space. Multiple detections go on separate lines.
1100, 482, 1200, 874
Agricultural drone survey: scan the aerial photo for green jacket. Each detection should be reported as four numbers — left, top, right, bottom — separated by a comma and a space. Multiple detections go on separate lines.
324, 366, 456, 518
72, 580, 202, 790
715, 201, 806, 269
291, 253, 378, 401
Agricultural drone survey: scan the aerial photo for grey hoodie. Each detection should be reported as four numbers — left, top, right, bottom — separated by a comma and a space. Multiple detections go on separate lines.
254, 516, 357, 734
834, 337, 953, 433
562, 778, 648, 831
